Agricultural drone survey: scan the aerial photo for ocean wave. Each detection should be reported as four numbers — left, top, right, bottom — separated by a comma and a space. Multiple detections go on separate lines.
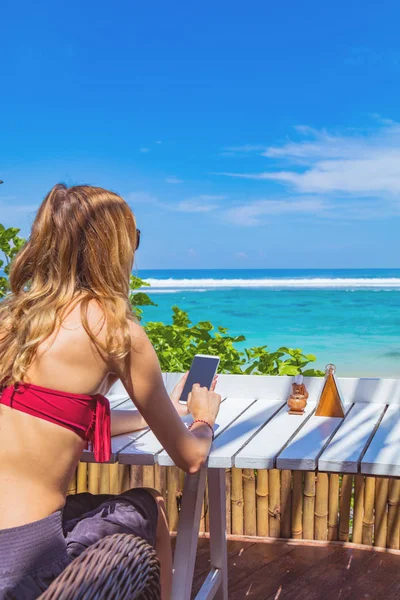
146, 288, 207, 293
143, 277, 400, 290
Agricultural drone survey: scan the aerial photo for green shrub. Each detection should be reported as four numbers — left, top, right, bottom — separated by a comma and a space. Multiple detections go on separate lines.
0, 225, 25, 299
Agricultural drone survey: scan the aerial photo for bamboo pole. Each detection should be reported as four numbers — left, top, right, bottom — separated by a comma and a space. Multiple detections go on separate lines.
199, 497, 206, 534
303, 472, 315, 540
231, 467, 244, 536
256, 469, 269, 537
339, 474, 353, 542
99, 464, 110, 494
119, 465, 130, 493
77, 462, 88, 493
362, 476, 375, 546
142, 466, 155, 489
291, 471, 303, 539
154, 464, 167, 501
88, 463, 101, 494
315, 473, 328, 541
280, 470, 292, 539
205, 478, 210, 532
199, 473, 208, 534
328, 474, 339, 541
67, 469, 77, 495
109, 463, 120, 494
129, 465, 143, 488
387, 479, 400, 550
226, 468, 232, 534
179, 469, 185, 494
352, 475, 365, 544
177, 469, 186, 521
167, 466, 180, 532
268, 469, 281, 538
374, 477, 389, 548
243, 469, 256, 536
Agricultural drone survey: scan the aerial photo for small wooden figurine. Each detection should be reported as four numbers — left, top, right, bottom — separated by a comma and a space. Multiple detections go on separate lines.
287, 374, 309, 415
315, 363, 345, 418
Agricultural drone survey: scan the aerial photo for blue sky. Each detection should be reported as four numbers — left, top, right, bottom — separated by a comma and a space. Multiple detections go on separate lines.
1, 0, 400, 269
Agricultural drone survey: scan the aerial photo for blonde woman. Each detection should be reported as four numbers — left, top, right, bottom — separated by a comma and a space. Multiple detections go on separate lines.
0, 184, 221, 599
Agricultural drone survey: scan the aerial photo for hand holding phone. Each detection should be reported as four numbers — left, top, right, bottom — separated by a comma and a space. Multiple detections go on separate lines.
179, 354, 220, 404
187, 383, 221, 426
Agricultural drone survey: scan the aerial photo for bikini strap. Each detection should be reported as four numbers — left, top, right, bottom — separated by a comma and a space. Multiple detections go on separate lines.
92, 394, 111, 462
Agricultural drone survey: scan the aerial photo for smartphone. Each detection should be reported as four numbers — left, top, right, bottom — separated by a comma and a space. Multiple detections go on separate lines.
179, 354, 220, 404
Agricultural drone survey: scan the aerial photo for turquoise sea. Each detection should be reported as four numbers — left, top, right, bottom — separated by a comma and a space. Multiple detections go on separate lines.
138, 269, 400, 378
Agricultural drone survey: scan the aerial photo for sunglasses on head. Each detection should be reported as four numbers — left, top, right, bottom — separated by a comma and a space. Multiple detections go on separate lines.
135, 229, 141, 251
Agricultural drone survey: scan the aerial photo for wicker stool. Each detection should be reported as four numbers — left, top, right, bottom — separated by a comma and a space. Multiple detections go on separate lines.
39, 533, 161, 600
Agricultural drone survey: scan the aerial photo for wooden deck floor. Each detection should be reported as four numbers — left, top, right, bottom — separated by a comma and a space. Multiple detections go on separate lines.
189, 537, 400, 599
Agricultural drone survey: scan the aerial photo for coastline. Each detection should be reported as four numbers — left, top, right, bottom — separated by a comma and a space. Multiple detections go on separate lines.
139, 269, 400, 380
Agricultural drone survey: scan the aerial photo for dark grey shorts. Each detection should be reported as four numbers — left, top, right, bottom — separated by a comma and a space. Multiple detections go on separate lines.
0, 489, 158, 599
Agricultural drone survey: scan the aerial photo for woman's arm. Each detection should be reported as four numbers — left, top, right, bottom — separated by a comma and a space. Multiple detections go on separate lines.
112, 322, 221, 474
111, 409, 147, 436
110, 373, 213, 436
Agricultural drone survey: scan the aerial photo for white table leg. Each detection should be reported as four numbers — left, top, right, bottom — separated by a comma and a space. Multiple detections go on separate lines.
171, 465, 207, 600
206, 468, 228, 600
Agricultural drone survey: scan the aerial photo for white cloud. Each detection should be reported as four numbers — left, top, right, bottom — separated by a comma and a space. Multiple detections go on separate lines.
165, 177, 183, 184
191, 194, 225, 201
140, 148, 150, 153
175, 195, 223, 213
236, 251, 248, 259
219, 151, 236, 157
127, 192, 159, 205
262, 156, 400, 195
225, 198, 330, 226
225, 145, 266, 153
345, 47, 400, 70
126, 187, 396, 227
127, 192, 223, 214
156, 140, 162, 144
0, 202, 39, 215
15, 204, 39, 214
220, 120, 400, 198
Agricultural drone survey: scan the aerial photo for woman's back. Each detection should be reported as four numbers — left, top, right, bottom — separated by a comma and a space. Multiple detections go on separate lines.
0, 184, 138, 530
0, 301, 116, 528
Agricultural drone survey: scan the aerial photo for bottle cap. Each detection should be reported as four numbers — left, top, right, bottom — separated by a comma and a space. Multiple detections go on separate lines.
325, 364, 336, 375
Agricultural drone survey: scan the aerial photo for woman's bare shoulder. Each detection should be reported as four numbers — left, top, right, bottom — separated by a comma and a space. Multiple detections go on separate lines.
127, 319, 149, 348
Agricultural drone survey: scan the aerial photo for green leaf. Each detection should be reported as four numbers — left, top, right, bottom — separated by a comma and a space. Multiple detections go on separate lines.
278, 365, 300, 376
0, 224, 26, 298
130, 292, 157, 307
302, 368, 324, 377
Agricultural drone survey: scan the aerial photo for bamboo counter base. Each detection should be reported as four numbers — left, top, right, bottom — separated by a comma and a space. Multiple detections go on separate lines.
67, 465, 400, 551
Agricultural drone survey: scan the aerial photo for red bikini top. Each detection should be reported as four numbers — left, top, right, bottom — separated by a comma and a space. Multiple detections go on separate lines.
0, 382, 111, 462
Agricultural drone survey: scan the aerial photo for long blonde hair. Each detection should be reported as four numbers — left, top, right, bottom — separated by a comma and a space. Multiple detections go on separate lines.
0, 184, 139, 385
